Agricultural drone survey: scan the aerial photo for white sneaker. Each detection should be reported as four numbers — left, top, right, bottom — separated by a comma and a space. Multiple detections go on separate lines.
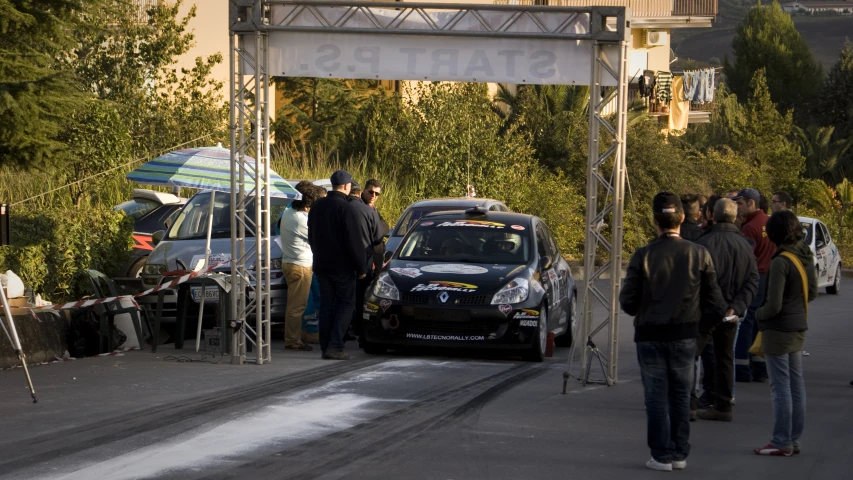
646, 458, 673, 472
672, 460, 687, 470
803, 351, 810, 356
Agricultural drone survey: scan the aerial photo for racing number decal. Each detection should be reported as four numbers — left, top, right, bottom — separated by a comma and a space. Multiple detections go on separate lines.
133, 234, 155, 251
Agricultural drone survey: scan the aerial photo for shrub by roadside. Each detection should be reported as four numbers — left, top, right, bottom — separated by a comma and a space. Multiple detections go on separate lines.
0, 207, 133, 303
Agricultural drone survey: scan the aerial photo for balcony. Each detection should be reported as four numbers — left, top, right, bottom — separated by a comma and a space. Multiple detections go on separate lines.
492, 0, 717, 27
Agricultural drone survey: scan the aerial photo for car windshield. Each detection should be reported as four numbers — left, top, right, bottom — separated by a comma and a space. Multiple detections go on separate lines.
395, 206, 484, 237
115, 198, 159, 222
801, 222, 813, 246
168, 192, 290, 240
398, 219, 530, 264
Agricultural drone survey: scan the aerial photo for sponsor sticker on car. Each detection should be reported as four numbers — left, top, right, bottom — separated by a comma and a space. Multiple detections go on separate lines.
190, 253, 231, 271
518, 320, 538, 327
511, 225, 526, 231
364, 302, 379, 313
514, 309, 539, 320
390, 267, 422, 278
420, 264, 489, 275
405, 333, 486, 341
436, 220, 506, 229
411, 281, 478, 293
498, 304, 512, 317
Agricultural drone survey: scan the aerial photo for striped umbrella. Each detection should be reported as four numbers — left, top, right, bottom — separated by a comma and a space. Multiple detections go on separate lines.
126, 144, 299, 199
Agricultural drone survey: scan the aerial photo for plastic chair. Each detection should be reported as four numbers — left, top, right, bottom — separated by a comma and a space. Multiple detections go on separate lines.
87, 270, 150, 353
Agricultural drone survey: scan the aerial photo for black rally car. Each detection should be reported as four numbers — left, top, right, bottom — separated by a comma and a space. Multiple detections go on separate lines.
361, 208, 577, 361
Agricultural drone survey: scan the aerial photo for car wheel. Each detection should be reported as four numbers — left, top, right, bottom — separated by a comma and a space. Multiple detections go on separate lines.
827, 265, 841, 295
523, 307, 547, 362
361, 338, 388, 355
554, 298, 575, 347
127, 256, 148, 278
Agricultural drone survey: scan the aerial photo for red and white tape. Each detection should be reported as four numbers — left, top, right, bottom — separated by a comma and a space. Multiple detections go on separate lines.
24, 260, 232, 315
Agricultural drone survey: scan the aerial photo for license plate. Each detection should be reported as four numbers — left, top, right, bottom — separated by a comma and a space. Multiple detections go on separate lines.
414, 309, 470, 322
191, 286, 220, 303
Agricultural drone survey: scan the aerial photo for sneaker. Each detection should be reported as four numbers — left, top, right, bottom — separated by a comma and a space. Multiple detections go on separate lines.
753, 444, 793, 456
285, 343, 313, 351
793, 446, 801, 455
645, 458, 673, 472
802, 350, 810, 356
672, 460, 687, 470
730, 397, 736, 406
697, 408, 733, 422
323, 351, 350, 360
697, 394, 714, 410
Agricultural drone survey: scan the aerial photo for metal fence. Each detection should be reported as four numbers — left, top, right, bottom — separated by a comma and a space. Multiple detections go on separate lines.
493, 0, 717, 18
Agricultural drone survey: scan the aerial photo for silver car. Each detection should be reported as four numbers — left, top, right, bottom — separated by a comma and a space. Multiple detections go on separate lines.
142, 190, 292, 312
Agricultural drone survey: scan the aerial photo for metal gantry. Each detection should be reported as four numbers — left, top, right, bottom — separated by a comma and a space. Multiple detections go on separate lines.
229, 1, 629, 381
229, 2, 273, 365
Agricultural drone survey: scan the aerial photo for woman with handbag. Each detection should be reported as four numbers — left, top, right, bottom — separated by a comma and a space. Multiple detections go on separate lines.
751, 211, 817, 457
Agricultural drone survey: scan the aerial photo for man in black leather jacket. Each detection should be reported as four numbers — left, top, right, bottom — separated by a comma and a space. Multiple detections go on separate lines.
694, 198, 759, 421
620, 192, 727, 472
680, 194, 704, 242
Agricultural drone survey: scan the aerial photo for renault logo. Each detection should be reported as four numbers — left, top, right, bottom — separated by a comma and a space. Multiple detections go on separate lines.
439, 292, 449, 303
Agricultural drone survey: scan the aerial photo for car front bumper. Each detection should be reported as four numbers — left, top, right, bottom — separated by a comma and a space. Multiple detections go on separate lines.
362, 294, 542, 349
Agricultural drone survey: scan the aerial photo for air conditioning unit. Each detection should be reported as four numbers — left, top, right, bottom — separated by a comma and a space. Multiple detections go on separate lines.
643, 29, 668, 47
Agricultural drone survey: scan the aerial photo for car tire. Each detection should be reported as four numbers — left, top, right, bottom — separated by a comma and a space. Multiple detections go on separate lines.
555, 297, 575, 348
361, 338, 388, 355
523, 307, 547, 362
827, 265, 841, 295
127, 256, 148, 278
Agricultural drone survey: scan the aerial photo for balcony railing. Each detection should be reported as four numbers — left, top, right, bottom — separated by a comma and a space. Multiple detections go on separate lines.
492, 0, 717, 18
132, 0, 159, 24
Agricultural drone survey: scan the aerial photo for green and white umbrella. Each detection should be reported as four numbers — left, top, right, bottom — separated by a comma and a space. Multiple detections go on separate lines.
126, 144, 299, 199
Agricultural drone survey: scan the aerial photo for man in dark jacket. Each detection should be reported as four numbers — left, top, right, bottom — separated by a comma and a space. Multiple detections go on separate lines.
694, 198, 759, 421
680, 194, 704, 242
734, 188, 776, 382
348, 181, 385, 341
620, 192, 727, 472
307, 170, 368, 360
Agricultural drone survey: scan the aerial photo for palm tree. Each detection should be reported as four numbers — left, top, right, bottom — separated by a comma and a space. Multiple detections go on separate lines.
794, 125, 853, 184
836, 178, 853, 243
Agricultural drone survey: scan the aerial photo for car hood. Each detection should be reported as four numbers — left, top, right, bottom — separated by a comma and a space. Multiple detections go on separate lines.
148, 236, 282, 272
384, 260, 531, 297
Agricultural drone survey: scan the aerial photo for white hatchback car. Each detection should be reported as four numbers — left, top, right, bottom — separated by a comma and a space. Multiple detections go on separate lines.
799, 216, 841, 294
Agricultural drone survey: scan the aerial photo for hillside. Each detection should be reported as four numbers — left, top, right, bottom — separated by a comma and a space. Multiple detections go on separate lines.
673, 1, 853, 68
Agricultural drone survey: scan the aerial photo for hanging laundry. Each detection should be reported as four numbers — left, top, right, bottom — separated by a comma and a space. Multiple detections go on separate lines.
705, 69, 715, 103
683, 71, 700, 102
668, 76, 690, 133
654, 71, 673, 104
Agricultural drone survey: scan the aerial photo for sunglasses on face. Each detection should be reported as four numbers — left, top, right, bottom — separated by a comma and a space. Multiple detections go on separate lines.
367, 190, 381, 197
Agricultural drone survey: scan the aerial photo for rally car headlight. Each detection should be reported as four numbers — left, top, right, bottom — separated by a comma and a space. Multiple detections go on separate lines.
491, 277, 529, 305
143, 264, 167, 275
372, 273, 400, 300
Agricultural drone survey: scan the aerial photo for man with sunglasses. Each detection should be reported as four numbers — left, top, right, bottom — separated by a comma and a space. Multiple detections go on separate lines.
348, 179, 388, 343
361, 179, 390, 273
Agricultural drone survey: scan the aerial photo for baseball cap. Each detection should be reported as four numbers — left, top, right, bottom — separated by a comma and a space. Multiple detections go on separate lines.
351, 180, 361, 190
653, 192, 684, 214
330, 170, 353, 186
733, 188, 761, 203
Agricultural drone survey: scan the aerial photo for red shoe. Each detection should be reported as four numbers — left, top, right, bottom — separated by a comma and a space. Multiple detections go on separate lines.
753, 444, 793, 456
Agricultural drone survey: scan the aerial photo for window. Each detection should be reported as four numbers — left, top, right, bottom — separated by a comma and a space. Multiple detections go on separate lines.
168, 192, 289, 240
398, 222, 530, 264
535, 223, 552, 260
815, 223, 826, 247
114, 198, 159, 222
820, 223, 831, 244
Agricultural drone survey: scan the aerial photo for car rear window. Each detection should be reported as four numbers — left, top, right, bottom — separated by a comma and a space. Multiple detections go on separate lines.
115, 199, 159, 222
168, 192, 290, 240
398, 219, 530, 264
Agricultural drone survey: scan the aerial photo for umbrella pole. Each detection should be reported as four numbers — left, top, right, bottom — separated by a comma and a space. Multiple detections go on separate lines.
196, 191, 216, 352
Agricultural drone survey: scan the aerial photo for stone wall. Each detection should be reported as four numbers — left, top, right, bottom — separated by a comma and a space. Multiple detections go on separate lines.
0, 312, 67, 369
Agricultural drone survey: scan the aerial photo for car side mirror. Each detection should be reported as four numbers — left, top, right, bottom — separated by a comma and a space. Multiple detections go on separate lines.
152, 230, 166, 246
383, 251, 393, 264
540, 255, 552, 271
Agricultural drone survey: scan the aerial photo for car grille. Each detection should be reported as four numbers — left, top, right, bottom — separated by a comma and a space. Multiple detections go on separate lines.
401, 292, 429, 304
396, 320, 500, 336
455, 295, 488, 306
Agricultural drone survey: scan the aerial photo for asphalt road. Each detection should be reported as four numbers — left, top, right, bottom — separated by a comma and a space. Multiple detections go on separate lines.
1, 285, 851, 480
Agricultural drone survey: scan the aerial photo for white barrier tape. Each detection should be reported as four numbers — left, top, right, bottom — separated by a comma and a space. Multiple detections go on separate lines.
21, 260, 232, 315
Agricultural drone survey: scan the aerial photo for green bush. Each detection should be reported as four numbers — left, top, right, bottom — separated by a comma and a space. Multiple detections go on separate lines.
0, 207, 134, 302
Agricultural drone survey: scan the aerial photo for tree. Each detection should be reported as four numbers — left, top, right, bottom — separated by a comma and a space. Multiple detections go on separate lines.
817, 41, 853, 141
0, 0, 92, 167
794, 125, 853, 184
724, 1, 822, 124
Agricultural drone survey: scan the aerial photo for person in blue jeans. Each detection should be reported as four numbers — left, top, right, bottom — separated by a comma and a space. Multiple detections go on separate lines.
753, 211, 817, 456
620, 192, 727, 472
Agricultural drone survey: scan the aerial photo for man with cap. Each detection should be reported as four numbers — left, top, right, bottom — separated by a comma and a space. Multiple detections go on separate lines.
733, 188, 776, 382
307, 170, 369, 360
620, 192, 726, 472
